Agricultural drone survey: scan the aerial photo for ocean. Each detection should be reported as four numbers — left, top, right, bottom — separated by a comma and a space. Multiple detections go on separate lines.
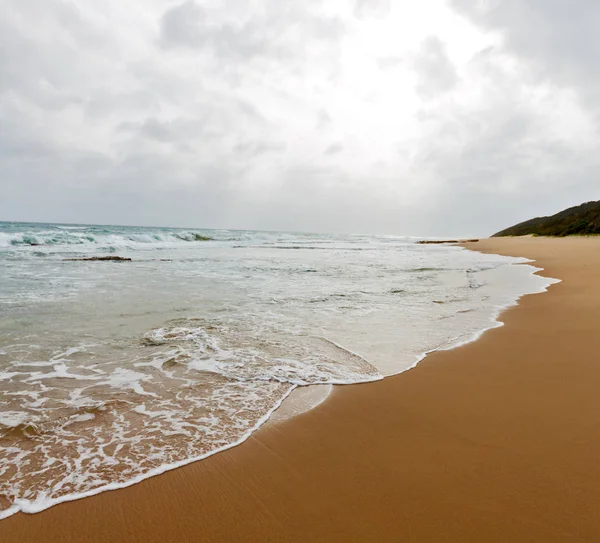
0, 222, 556, 518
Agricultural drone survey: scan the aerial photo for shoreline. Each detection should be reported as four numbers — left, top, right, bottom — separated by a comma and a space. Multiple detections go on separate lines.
273, 249, 554, 422
0, 240, 541, 520
4, 237, 600, 542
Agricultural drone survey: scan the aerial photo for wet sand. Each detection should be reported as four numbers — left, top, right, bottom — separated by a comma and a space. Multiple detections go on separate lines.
4, 237, 600, 542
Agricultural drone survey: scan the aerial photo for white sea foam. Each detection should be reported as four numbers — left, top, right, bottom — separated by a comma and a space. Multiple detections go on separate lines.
0, 384, 297, 520
0, 227, 218, 254
0, 223, 559, 519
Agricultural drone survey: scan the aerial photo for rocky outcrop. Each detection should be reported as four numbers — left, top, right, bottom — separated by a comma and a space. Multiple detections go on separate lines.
64, 256, 132, 261
416, 239, 479, 244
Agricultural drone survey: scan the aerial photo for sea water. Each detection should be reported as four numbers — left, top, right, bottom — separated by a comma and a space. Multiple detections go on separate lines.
0, 222, 557, 518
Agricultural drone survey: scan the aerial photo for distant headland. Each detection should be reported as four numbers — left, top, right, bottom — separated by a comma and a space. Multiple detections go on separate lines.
493, 200, 600, 237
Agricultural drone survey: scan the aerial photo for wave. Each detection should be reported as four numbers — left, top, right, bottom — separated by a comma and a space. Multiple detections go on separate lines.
0, 318, 382, 520
0, 230, 213, 250
0, 399, 135, 440
142, 320, 382, 386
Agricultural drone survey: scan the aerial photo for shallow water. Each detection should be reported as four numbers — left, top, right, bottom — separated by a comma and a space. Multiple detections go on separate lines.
0, 222, 556, 517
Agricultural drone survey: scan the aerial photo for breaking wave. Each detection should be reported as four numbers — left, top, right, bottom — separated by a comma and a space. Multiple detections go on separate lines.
0, 229, 213, 250
0, 319, 381, 518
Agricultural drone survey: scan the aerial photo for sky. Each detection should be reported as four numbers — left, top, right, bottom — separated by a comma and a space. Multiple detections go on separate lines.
1, 0, 599, 236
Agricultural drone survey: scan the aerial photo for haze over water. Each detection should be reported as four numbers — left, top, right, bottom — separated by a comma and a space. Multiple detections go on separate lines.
0, 222, 556, 518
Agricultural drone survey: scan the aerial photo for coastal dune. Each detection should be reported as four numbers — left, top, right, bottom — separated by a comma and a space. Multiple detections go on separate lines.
4, 237, 600, 542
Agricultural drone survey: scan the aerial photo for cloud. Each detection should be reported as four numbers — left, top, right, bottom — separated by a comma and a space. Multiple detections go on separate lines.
159, 1, 278, 59
324, 143, 344, 155
1, 0, 599, 235
316, 109, 333, 132
410, 43, 600, 233
159, 0, 206, 50
159, 0, 345, 63
413, 37, 458, 99
450, 0, 600, 120
233, 140, 287, 156
354, 0, 391, 19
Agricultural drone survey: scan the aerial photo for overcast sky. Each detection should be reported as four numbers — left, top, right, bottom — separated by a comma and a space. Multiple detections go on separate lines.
1, 0, 598, 236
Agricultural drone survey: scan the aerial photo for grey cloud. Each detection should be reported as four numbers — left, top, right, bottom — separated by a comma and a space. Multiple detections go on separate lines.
0, 131, 243, 227
316, 110, 333, 131
0, 0, 125, 111
2, 0, 600, 236
85, 90, 160, 120
412, 91, 600, 234
451, 0, 600, 117
0, 107, 55, 159
159, 0, 345, 62
117, 118, 213, 157
413, 37, 458, 99
159, 0, 206, 49
354, 0, 391, 19
159, 1, 274, 59
233, 140, 286, 156
324, 143, 344, 155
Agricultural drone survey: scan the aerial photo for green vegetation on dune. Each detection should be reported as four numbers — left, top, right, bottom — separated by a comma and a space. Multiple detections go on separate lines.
493, 200, 600, 237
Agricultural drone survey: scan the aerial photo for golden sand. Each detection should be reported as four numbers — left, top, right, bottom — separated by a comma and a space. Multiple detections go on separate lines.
4, 237, 600, 542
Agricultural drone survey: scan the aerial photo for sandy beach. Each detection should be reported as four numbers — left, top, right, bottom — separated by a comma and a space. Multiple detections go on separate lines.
3, 236, 600, 542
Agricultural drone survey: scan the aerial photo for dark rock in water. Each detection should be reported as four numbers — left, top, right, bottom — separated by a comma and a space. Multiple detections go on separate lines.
64, 256, 132, 262
417, 239, 479, 244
